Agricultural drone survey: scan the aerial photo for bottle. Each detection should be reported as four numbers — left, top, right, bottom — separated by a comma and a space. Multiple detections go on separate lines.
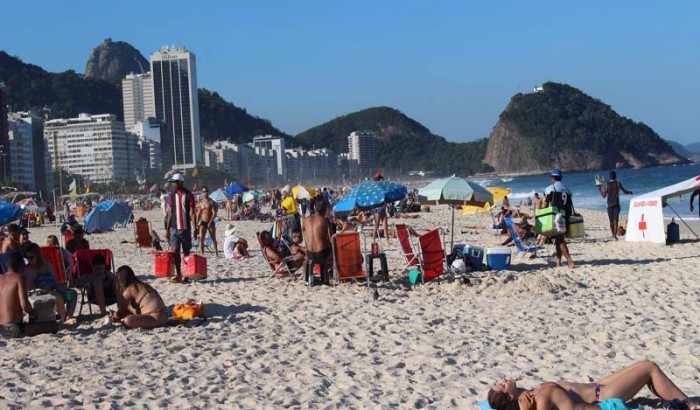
371, 242, 378, 254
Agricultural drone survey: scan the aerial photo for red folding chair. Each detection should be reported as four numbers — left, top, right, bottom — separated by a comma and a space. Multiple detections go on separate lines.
134, 218, 153, 253
40, 246, 68, 284
331, 231, 367, 284
71, 249, 116, 316
257, 232, 299, 281
417, 229, 445, 283
396, 224, 419, 274
63, 231, 75, 247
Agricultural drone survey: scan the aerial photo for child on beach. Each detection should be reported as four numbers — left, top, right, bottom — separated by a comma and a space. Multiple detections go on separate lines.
111, 266, 167, 329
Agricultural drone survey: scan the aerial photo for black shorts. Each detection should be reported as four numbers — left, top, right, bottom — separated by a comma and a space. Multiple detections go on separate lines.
307, 247, 332, 262
607, 205, 621, 221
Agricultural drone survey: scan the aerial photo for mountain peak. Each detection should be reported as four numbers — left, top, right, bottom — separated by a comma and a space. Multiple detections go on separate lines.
84, 39, 149, 81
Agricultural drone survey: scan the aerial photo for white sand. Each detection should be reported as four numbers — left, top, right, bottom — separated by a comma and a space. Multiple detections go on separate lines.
0, 207, 698, 408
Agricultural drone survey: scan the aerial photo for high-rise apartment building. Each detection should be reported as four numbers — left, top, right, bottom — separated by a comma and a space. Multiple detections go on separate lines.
0, 83, 9, 182
44, 114, 140, 184
253, 136, 286, 182
348, 131, 376, 177
150, 46, 202, 170
122, 73, 155, 126
7, 111, 51, 194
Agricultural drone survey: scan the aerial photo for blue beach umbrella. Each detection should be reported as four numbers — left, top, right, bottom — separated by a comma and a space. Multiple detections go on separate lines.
225, 184, 249, 196
0, 200, 23, 225
84, 200, 132, 233
209, 189, 232, 203
334, 180, 408, 214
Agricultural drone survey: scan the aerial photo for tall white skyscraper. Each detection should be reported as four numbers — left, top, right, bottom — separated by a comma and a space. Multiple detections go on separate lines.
121, 73, 154, 126
348, 131, 376, 177
150, 46, 202, 170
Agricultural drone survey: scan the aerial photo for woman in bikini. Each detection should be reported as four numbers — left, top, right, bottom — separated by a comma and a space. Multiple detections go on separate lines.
488, 360, 695, 410
112, 266, 168, 329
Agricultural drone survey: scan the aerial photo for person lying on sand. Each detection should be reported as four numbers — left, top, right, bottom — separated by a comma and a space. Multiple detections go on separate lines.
111, 266, 167, 329
488, 360, 696, 410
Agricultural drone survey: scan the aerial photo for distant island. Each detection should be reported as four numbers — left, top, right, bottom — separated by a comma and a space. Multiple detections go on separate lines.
1, 41, 693, 177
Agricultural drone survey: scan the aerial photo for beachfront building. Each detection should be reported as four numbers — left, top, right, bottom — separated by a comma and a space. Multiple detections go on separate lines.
252, 136, 286, 182
6, 111, 51, 194
128, 117, 163, 174
348, 131, 376, 178
150, 46, 202, 170
285, 147, 339, 183
0, 83, 9, 182
204, 140, 254, 179
44, 113, 140, 184
122, 73, 155, 126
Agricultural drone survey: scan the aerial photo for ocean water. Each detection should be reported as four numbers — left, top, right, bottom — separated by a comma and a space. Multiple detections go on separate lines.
472, 162, 700, 220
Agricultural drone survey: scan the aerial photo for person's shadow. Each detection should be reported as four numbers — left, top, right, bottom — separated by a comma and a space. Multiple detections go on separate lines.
200, 303, 267, 323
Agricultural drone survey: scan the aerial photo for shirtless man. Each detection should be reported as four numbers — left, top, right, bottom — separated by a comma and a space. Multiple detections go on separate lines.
1, 223, 21, 253
302, 196, 333, 274
0, 253, 58, 338
196, 186, 219, 257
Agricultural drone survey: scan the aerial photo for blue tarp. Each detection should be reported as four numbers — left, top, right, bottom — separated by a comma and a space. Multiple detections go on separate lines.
0, 200, 23, 226
84, 200, 132, 233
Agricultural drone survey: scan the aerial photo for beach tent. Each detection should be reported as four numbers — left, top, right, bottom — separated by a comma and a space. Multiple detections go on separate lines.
625, 175, 700, 244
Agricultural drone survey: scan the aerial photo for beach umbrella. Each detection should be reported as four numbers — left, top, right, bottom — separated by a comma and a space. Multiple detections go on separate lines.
0, 200, 23, 225
485, 186, 512, 207
225, 183, 249, 196
334, 180, 408, 214
242, 191, 260, 203
292, 185, 316, 200
17, 198, 45, 213
418, 177, 494, 250
84, 200, 132, 234
209, 189, 232, 203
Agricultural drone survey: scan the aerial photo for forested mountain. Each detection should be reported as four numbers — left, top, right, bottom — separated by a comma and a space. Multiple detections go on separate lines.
296, 107, 492, 176
484, 82, 688, 174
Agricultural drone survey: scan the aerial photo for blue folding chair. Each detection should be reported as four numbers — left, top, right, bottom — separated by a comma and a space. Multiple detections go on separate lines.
504, 216, 543, 258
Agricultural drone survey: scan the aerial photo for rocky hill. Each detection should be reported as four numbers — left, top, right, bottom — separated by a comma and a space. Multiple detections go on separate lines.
484, 82, 688, 174
295, 107, 492, 176
85, 38, 149, 81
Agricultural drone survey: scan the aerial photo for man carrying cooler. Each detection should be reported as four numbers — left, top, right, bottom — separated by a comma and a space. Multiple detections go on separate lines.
166, 173, 196, 283
598, 170, 633, 240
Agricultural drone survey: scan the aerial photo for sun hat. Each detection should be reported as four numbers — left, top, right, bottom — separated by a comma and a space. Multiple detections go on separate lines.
550, 168, 562, 178
224, 224, 237, 237
168, 173, 184, 183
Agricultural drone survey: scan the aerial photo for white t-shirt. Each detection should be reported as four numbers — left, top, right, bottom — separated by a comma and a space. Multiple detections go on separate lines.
223, 235, 241, 259
160, 194, 169, 216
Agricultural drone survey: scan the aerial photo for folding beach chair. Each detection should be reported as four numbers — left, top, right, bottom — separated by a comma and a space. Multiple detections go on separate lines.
62, 231, 75, 247
257, 232, 300, 281
204, 219, 219, 253
331, 231, 368, 285
417, 229, 446, 283
40, 246, 68, 284
504, 217, 543, 259
396, 224, 419, 274
134, 218, 153, 253
71, 249, 116, 316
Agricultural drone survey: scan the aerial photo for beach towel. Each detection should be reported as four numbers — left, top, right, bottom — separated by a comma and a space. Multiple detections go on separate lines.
172, 300, 205, 320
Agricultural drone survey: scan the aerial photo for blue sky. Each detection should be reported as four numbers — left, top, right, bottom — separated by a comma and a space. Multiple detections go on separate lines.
2, 1, 699, 144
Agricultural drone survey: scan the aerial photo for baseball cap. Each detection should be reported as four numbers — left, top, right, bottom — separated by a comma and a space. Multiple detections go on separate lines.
168, 173, 184, 183
551, 168, 562, 178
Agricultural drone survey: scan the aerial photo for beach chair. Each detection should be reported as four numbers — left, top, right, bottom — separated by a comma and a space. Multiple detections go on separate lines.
71, 249, 116, 316
504, 217, 543, 258
62, 231, 75, 247
396, 224, 419, 274
331, 231, 368, 285
417, 229, 446, 283
257, 232, 299, 281
204, 219, 219, 253
40, 246, 68, 284
134, 218, 153, 253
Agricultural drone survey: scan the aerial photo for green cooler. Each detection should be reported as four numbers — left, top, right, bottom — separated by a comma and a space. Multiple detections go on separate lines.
535, 206, 562, 236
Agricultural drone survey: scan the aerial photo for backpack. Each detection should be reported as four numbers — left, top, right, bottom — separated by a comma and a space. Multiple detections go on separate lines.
548, 186, 574, 218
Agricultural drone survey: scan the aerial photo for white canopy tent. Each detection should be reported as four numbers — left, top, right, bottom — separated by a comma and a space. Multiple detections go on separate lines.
625, 175, 700, 244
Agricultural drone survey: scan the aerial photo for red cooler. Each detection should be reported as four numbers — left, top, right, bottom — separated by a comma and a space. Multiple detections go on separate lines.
183, 254, 207, 280
153, 251, 175, 278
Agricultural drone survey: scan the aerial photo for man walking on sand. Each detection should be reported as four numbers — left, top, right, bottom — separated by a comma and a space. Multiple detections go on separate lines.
197, 186, 219, 257
544, 169, 575, 268
165, 173, 196, 283
598, 170, 633, 240
303, 196, 333, 283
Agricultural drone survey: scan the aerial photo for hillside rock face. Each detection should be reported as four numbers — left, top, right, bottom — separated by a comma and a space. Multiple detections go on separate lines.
485, 82, 689, 174
84, 38, 149, 81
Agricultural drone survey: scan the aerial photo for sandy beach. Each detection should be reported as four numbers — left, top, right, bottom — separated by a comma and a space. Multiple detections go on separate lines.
0, 206, 698, 409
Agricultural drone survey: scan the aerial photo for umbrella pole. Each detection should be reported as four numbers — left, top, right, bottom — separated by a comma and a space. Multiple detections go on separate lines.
451, 205, 455, 251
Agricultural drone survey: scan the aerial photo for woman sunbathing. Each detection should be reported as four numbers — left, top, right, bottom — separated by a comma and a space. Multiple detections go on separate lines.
112, 265, 167, 329
488, 360, 695, 410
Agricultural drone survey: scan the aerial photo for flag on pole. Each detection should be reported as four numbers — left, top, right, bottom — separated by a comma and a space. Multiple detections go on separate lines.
192, 167, 199, 177
69, 178, 77, 200
83, 177, 92, 193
